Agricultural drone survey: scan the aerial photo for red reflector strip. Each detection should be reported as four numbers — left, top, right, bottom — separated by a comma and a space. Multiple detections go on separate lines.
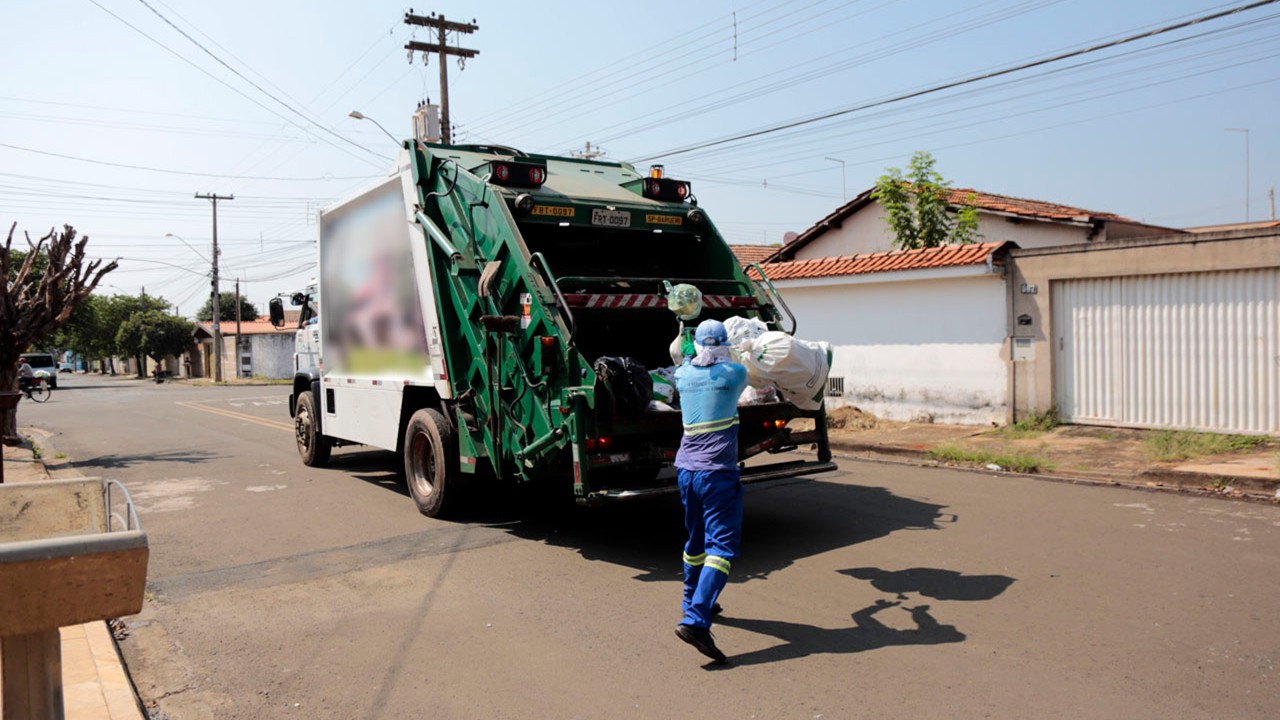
702, 295, 758, 308
561, 294, 757, 309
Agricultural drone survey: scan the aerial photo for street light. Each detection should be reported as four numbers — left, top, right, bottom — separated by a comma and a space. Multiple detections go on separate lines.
165, 233, 210, 264
1226, 128, 1250, 222
824, 156, 847, 201
349, 110, 400, 145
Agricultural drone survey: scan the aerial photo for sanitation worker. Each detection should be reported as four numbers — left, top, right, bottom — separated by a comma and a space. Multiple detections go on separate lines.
673, 318, 749, 663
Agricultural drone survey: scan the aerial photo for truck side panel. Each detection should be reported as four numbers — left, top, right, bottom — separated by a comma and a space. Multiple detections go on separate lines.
317, 165, 440, 451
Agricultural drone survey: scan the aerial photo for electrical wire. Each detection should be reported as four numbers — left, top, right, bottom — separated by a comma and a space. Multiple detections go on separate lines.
0, 142, 381, 181
133, 0, 390, 162
631, 0, 1280, 162
85, 0, 387, 170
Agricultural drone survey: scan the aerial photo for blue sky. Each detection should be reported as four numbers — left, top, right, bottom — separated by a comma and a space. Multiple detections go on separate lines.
2, 0, 1276, 313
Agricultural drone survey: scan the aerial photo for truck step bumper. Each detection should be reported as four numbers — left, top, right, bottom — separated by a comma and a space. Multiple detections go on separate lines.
584, 459, 838, 503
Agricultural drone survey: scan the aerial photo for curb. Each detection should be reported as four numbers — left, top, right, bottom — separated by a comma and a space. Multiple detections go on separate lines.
825, 438, 1280, 502
13, 428, 149, 720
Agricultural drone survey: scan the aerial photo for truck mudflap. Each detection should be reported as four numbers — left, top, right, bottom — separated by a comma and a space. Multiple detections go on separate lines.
584, 458, 838, 502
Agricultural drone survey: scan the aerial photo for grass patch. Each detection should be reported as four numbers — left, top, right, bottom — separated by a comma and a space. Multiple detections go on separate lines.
997, 407, 1060, 439
53, 452, 66, 459
1146, 430, 1269, 462
30, 442, 42, 460
929, 443, 1054, 473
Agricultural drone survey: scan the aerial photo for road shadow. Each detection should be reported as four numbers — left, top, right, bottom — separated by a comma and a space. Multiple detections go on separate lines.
501, 476, 952, 583
713, 566, 1015, 667
839, 567, 1015, 601
327, 449, 410, 498
715, 599, 965, 667
306, 452, 955, 585
72, 448, 221, 470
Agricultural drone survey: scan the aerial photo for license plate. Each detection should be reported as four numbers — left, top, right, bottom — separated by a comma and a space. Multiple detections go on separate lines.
591, 209, 631, 227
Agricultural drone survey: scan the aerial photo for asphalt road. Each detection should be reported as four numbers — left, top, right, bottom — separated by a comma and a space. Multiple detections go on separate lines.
21, 374, 1280, 719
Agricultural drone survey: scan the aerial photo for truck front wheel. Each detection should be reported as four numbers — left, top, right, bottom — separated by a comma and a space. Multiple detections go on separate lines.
295, 391, 331, 467
403, 408, 460, 518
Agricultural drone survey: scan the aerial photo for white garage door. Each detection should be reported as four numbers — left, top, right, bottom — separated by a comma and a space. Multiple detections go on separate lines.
1053, 269, 1280, 434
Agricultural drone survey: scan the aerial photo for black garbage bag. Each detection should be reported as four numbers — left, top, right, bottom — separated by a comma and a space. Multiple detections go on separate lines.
593, 356, 653, 416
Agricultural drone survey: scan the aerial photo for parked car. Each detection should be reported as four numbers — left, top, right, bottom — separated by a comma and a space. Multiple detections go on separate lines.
59, 362, 73, 372
20, 353, 58, 388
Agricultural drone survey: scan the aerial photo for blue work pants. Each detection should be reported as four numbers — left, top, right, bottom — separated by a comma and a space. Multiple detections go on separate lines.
678, 467, 743, 629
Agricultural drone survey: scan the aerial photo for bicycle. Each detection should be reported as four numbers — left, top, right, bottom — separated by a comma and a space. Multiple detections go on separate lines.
20, 376, 50, 403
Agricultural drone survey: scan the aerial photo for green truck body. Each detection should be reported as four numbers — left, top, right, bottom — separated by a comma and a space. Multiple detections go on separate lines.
284, 140, 835, 516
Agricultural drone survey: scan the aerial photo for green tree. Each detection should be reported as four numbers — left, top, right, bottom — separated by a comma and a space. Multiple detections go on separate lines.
871, 151, 980, 250
1, 223, 117, 440
197, 291, 258, 322
115, 311, 195, 370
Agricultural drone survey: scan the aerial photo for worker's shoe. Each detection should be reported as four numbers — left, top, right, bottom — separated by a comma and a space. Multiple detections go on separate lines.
712, 602, 723, 616
675, 623, 727, 663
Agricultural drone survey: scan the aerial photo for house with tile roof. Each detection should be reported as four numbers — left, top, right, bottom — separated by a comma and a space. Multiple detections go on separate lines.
193, 315, 296, 379
753, 241, 1017, 424
735, 187, 1185, 424
766, 186, 1177, 262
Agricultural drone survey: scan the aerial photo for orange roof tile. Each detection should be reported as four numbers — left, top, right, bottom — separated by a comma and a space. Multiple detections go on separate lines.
196, 319, 293, 336
769, 185, 1176, 262
750, 241, 1010, 281
728, 244, 780, 268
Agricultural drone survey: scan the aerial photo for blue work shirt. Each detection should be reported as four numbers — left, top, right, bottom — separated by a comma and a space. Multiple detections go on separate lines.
674, 361, 749, 472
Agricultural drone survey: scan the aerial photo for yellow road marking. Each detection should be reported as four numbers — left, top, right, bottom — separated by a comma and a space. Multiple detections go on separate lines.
175, 401, 294, 433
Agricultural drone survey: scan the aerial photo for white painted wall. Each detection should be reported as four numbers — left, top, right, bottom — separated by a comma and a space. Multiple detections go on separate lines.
218, 333, 294, 379
778, 272, 1008, 424
793, 200, 1091, 259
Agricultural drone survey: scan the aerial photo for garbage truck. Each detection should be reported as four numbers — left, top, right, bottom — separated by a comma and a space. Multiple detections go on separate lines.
271, 138, 836, 517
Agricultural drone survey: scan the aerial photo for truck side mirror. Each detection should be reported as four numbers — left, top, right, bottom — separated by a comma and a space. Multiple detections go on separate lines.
268, 298, 286, 328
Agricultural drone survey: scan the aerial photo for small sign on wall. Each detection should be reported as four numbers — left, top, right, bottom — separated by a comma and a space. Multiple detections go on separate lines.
1012, 337, 1034, 361
1020, 283, 1038, 294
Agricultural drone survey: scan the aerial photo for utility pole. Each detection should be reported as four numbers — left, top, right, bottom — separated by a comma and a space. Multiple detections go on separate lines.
195, 192, 233, 382
235, 278, 242, 379
403, 11, 479, 144
572, 141, 607, 160
1269, 186, 1275, 221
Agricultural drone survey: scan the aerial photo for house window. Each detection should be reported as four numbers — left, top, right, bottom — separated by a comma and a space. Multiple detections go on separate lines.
827, 376, 845, 397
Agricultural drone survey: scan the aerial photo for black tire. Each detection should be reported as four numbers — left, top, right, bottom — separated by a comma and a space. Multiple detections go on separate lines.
294, 391, 331, 467
28, 383, 50, 403
403, 408, 460, 518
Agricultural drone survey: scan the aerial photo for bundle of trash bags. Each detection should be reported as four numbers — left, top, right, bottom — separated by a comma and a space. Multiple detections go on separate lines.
593, 356, 653, 416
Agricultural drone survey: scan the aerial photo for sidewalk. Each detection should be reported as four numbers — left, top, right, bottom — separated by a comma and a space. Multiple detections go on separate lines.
811, 407, 1280, 500
1, 436, 146, 720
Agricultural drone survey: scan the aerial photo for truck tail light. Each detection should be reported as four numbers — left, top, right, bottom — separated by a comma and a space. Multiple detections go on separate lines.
489, 160, 547, 189
643, 177, 691, 202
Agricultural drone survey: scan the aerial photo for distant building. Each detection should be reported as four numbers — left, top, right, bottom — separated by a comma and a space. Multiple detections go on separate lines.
193, 313, 297, 380
766, 186, 1177, 262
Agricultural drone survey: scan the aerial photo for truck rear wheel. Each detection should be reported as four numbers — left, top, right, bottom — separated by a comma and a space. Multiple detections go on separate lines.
404, 408, 460, 518
295, 391, 331, 467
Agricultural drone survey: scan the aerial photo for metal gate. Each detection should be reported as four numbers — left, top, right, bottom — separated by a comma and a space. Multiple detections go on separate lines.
1053, 269, 1280, 434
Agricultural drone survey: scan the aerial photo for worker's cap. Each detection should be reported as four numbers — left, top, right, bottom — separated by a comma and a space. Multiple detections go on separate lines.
694, 319, 729, 347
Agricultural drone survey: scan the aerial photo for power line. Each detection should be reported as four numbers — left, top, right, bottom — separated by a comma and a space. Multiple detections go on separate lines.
0, 142, 381, 181
134, 0, 389, 162
633, 0, 1280, 162
85, 0, 386, 171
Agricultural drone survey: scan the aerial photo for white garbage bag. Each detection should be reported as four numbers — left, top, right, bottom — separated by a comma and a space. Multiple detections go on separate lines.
737, 331, 831, 410
738, 384, 780, 406
724, 316, 768, 347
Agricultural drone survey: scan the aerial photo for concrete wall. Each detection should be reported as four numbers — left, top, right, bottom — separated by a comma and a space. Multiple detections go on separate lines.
777, 269, 1008, 424
246, 334, 294, 379
215, 334, 293, 379
1007, 229, 1280, 422
793, 201, 1091, 259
